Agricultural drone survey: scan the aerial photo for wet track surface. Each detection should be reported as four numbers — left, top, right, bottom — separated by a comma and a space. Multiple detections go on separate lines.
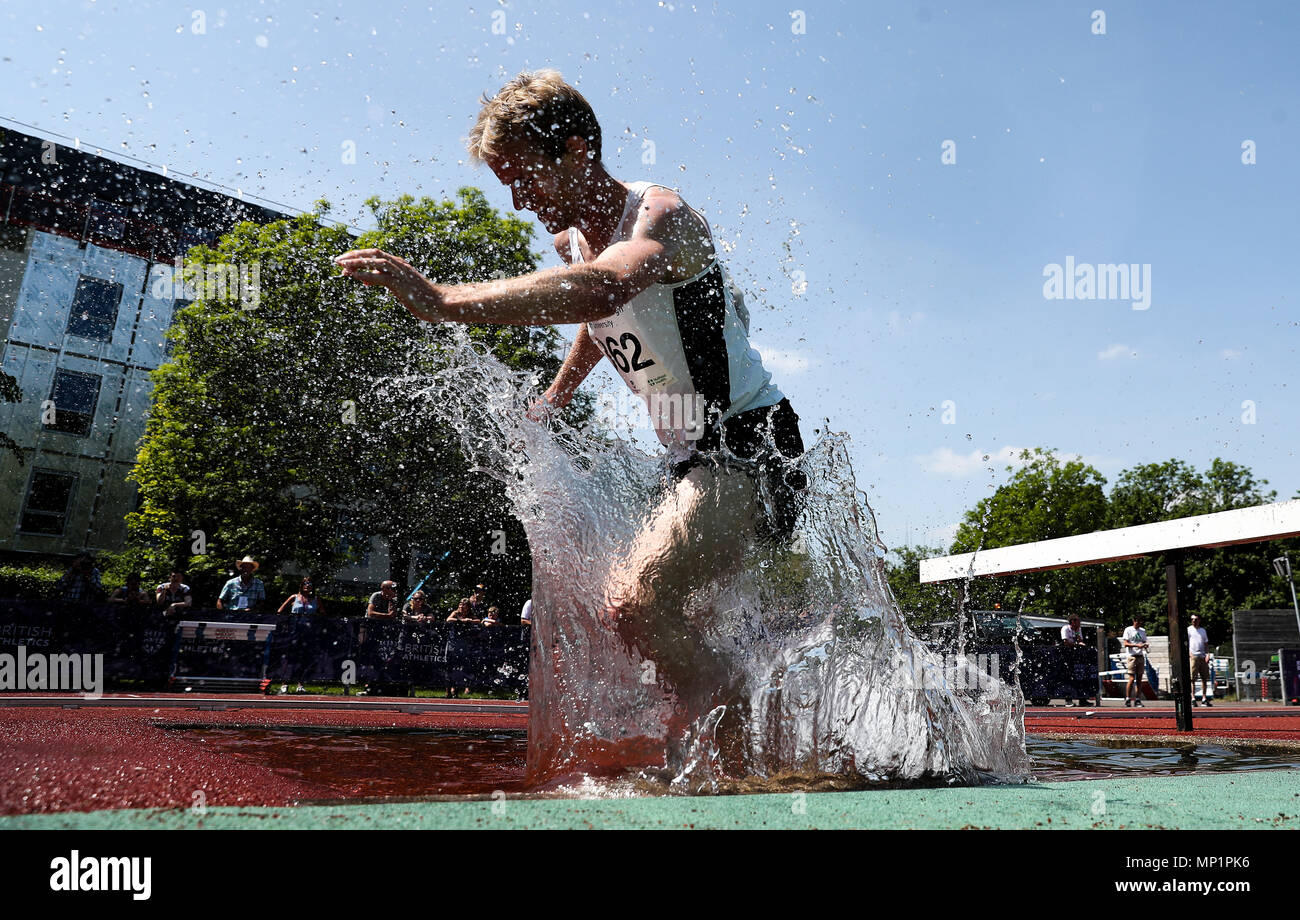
5, 700, 1300, 814
0, 703, 526, 814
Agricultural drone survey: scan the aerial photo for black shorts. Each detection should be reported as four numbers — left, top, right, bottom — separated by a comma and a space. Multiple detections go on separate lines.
669, 398, 808, 542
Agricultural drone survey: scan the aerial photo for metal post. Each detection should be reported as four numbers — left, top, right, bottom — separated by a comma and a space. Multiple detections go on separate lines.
1096, 625, 1106, 706
1165, 552, 1193, 731
1290, 577, 1300, 638
1273, 555, 1300, 640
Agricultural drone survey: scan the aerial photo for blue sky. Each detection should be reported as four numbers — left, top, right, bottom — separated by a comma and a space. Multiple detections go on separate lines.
3, 0, 1297, 551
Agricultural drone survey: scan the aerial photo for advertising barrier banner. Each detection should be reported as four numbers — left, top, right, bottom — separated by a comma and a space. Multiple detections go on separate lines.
0, 600, 529, 692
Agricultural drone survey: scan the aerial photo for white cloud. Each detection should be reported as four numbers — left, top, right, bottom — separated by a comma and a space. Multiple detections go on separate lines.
752, 343, 815, 376
917, 446, 1032, 476
1098, 343, 1137, 360
917, 445, 1122, 477
1221, 348, 1242, 359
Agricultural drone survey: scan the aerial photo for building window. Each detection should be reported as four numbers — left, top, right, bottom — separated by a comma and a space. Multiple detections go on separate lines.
88, 200, 128, 240
45, 368, 102, 436
66, 276, 123, 342
20, 469, 77, 536
0, 225, 26, 252
179, 224, 217, 253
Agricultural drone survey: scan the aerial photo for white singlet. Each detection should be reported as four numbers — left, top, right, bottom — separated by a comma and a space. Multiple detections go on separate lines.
569, 181, 784, 461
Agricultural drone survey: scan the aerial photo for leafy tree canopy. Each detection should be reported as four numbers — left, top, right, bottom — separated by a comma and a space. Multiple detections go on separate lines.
888, 450, 1299, 643
126, 189, 583, 609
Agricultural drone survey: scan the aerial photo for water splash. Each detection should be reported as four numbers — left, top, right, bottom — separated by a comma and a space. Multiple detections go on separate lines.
400, 329, 1029, 791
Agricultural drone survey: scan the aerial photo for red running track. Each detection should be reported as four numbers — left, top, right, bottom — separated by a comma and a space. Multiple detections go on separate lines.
1025, 711, 1300, 743
0, 703, 527, 816
6, 701, 1299, 816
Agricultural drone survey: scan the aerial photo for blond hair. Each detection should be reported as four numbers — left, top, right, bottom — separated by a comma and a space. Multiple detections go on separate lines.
467, 69, 602, 163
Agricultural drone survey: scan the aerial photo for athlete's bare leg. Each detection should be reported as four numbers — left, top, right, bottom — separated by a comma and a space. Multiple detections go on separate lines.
600, 463, 758, 710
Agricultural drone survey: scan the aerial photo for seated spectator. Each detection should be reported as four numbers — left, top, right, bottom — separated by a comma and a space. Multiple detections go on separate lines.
402, 590, 431, 621
156, 570, 193, 616
446, 597, 476, 623
279, 578, 324, 616
57, 553, 103, 604
217, 556, 266, 613
366, 580, 401, 619
520, 597, 533, 628
482, 606, 500, 627
108, 573, 153, 606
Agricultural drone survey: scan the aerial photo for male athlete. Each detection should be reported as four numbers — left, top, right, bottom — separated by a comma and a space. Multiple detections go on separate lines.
336, 70, 805, 706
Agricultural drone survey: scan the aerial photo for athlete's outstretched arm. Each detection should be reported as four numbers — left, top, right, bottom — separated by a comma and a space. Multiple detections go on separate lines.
334, 193, 691, 325
335, 239, 674, 326
522, 235, 608, 421
540, 328, 604, 412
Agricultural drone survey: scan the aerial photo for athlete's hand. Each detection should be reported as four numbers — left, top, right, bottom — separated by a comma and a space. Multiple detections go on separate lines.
525, 391, 560, 423
334, 248, 446, 322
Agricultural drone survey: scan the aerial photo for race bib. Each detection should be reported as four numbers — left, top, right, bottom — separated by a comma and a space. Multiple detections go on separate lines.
587, 318, 676, 392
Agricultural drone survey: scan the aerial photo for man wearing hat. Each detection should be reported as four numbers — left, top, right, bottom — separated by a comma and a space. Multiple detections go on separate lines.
217, 555, 267, 613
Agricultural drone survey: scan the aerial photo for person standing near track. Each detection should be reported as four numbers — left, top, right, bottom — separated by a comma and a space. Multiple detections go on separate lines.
156, 569, 193, 617
1188, 614, 1214, 706
1060, 615, 1091, 707
366, 580, 403, 619
335, 69, 806, 707
217, 556, 266, 613
1122, 615, 1149, 708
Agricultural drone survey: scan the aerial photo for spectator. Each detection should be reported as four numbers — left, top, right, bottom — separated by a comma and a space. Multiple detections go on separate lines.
57, 553, 103, 604
468, 585, 488, 619
366, 580, 401, 619
217, 556, 267, 613
443, 597, 478, 699
1060, 615, 1092, 707
108, 573, 152, 606
402, 590, 431, 621
1122, 615, 1149, 708
520, 597, 533, 628
446, 597, 475, 623
1188, 614, 1214, 707
278, 578, 324, 617
275, 577, 321, 695
156, 570, 193, 616
482, 606, 500, 627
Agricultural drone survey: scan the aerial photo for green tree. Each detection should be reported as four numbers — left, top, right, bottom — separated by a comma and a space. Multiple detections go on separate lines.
885, 543, 964, 636
1107, 459, 1298, 642
950, 448, 1115, 622
127, 190, 581, 605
